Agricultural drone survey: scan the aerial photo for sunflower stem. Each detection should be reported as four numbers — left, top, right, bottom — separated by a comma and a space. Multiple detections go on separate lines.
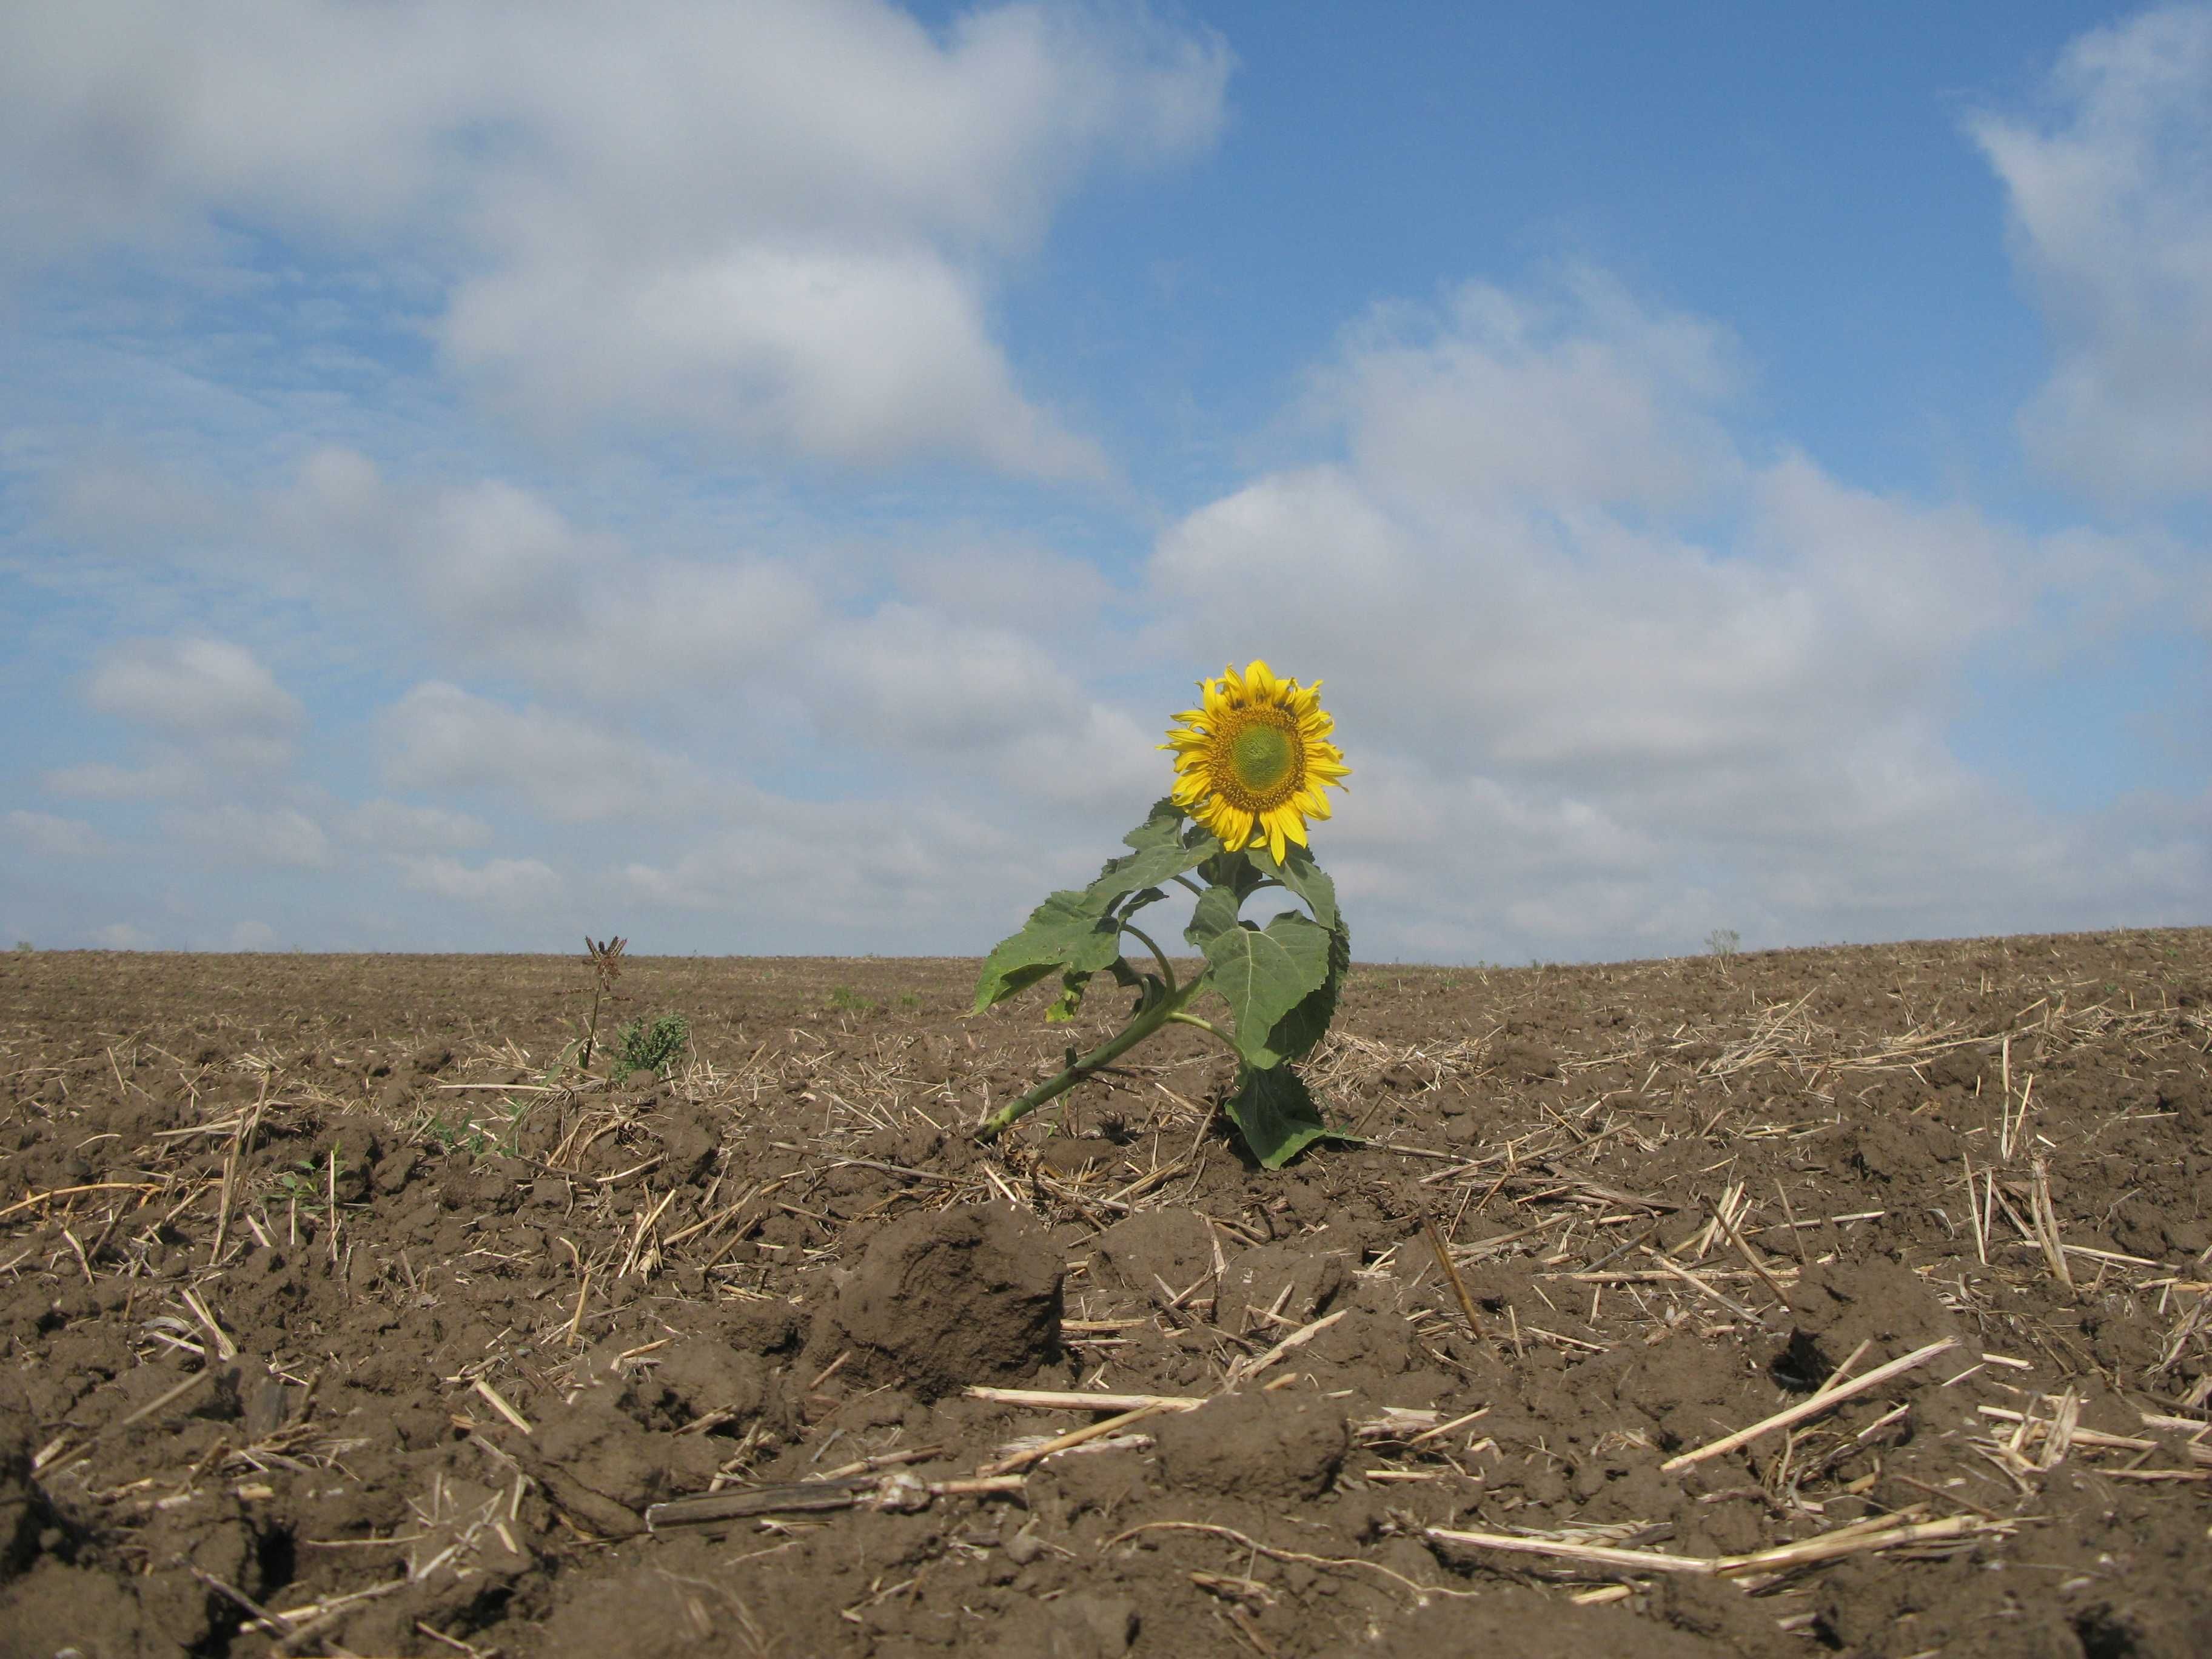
976, 974, 1208, 1142
1117, 921, 1178, 997
1162, 1010, 1241, 1054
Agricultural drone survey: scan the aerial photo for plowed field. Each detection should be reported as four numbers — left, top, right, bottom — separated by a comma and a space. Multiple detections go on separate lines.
3, 931, 2208, 1657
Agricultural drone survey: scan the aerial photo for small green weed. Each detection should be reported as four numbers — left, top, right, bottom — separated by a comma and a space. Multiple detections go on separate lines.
1706, 928, 1741, 959
828, 986, 876, 1014
12, 941, 30, 954
897, 991, 922, 1011
423, 1112, 490, 1155
270, 1159, 323, 1202
612, 1013, 690, 1080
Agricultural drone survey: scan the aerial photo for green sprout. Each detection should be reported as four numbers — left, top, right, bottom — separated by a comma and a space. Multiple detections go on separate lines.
611, 1013, 690, 1081
973, 661, 1353, 1168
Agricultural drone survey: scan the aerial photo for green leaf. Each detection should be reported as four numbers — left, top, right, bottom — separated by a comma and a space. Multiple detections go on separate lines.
1183, 882, 1244, 949
1201, 911, 1332, 1066
1252, 843, 1338, 934
1122, 797, 1187, 854
1256, 916, 1350, 1066
977, 960, 1057, 1009
1046, 967, 1090, 1023
1119, 885, 1168, 922
1221, 1064, 1336, 1168
1195, 846, 1267, 902
971, 887, 1128, 1013
1081, 801, 1220, 909
1048, 953, 1148, 1022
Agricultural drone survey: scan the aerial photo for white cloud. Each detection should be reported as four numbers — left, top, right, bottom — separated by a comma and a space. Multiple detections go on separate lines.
163, 803, 334, 869
3, 808, 109, 859
270, 449, 822, 700
896, 539, 1120, 633
806, 602, 1163, 810
41, 757, 204, 800
416, 481, 605, 648
229, 919, 278, 950
93, 922, 155, 950
814, 605, 1089, 751
379, 682, 705, 822
1150, 268, 2208, 959
345, 798, 494, 854
397, 854, 563, 910
47, 454, 232, 547
86, 637, 304, 771
618, 792, 1050, 943
1318, 268, 1747, 515
446, 243, 1108, 477
993, 705, 1165, 814
1970, 4, 2212, 503
0, 0, 1228, 475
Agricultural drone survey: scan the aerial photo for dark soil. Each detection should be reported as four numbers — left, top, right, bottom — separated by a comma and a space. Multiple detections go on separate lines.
2, 931, 2208, 1658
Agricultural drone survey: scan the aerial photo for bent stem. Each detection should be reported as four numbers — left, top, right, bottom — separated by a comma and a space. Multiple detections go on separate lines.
977, 971, 1212, 1142
1118, 921, 1179, 997
1163, 1010, 1239, 1053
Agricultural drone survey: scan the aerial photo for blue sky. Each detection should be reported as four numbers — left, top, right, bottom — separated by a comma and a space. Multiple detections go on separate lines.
2, 0, 2207, 960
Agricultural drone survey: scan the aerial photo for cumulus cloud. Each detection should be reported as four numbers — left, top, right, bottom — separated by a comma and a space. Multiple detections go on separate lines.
41, 759, 204, 801
1151, 269, 2206, 958
270, 449, 821, 702
397, 854, 563, 910
447, 243, 1108, 477
379, 682, 706, 822
3, 808, 109, 859
618, 791, 1054, 944
46, 455, 232, 548
1970, 4, 2212, 503
896, 540, 1121, 633
814, 606, 1090, 751
344, 798, 494, 854
85, 637, 305, 772
0, 0, 1228, 475
1316, 267, 1747, 515
162, 803, 334, 869
805, 602, 1165, 811
93, 922, 155, 950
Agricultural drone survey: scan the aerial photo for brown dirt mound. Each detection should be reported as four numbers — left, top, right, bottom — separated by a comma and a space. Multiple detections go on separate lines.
0, 932, 2208, 1656
823, 1201, 1064, 1401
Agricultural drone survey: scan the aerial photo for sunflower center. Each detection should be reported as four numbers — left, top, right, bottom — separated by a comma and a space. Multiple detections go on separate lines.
1215, 708, 1302, 809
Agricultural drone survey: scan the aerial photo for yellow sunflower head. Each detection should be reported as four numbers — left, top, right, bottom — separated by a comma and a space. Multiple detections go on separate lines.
1161, 660, 1350, 863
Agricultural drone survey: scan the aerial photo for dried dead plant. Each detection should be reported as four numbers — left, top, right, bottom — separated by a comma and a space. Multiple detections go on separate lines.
578, 934, 628, 1073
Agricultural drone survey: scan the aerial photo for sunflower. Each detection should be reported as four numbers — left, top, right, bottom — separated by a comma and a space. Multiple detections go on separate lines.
1162, 660, 1350, 862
